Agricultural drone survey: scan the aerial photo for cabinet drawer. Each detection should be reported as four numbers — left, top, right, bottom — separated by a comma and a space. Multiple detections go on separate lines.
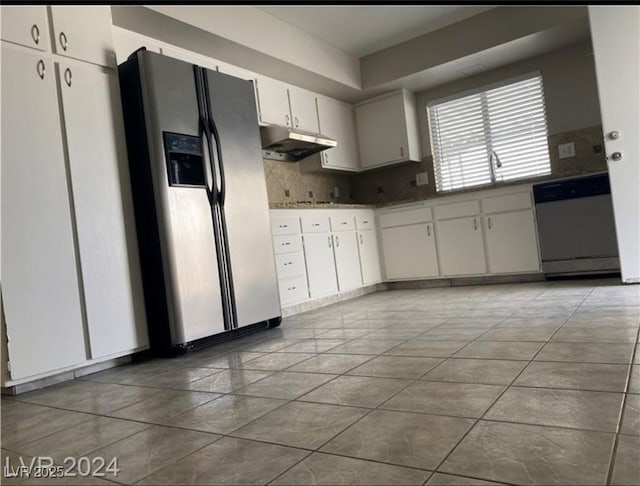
275, 252, 306, 279
434, 200, 479, 220
356, 214, 375, 230
273, 234, 302, 254
301, 215, 330, 233
482, 192, 532, 214
271, 216, 300, 235
330, 214, 355, 231
278, 276, 309, 306
379, 207, 432, 228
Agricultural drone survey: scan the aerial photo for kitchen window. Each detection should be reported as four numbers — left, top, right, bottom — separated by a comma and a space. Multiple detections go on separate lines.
427, 73, 551, 192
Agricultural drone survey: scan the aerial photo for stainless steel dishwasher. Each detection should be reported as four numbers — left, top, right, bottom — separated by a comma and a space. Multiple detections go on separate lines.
533, 172, 620, 277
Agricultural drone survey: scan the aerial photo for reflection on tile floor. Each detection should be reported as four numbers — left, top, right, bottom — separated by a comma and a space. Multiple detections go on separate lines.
2, 279, 639, 485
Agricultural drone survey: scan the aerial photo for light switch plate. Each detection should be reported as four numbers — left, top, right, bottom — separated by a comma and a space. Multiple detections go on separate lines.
416, 172, 429, 186
558, 142, 576, 159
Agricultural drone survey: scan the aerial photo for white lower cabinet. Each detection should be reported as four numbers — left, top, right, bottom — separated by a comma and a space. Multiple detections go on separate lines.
1, 44, 86, 379
381, 223, 439, 279
271, 217, 308, 306
484, 210, 541, 274
303, 232, 339, 298
435, 216, 487, 276
58, 60, 148, 359
333, 231, 362, 291
358, 230, 382, 284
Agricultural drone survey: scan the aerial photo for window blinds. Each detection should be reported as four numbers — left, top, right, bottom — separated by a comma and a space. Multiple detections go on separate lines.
428, 74, 551, 192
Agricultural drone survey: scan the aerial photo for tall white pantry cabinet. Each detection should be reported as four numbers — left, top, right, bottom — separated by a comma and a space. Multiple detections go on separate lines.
1, 6, 148, 383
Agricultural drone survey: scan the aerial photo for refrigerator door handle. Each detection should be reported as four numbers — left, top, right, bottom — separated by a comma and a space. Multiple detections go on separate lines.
200, 120, 215, 197
208, 119, 226, 206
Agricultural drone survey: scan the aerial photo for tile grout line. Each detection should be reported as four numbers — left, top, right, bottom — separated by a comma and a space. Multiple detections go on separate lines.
426, 284, 594, 481
605, 323, 640, 486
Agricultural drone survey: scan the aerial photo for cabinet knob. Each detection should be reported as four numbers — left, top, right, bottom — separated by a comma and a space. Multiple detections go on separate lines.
64, 68, 72, 87
359, 233, 363, 244
36, 59, 45, 80
610, 152, 623, 161
30, 24, 40, 45
59, 31, 68, 51
608, 131, 621, 140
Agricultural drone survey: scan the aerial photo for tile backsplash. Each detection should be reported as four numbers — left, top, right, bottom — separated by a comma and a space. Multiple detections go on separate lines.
264, 125, 607, 206
264, 158, 354, 204
350, 125, 608, 205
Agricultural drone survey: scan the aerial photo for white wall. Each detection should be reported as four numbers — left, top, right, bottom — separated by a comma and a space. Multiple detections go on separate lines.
415, 41, 602, 156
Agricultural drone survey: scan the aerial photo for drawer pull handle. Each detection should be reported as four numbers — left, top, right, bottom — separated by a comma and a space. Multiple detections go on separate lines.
283, 242, 290, 246
36, 59, 45, 79
64, 68, 72, 87
288, 286, 296, 291
341, 222, 347, 225
59, 31, 68, 51
279, 224, 288, 228
31, 24, 40, 45
312, 223, 320, 227
362, 220, 368, 224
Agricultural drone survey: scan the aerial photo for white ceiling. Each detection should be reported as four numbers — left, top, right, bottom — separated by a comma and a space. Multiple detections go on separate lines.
257, 6, 496, 57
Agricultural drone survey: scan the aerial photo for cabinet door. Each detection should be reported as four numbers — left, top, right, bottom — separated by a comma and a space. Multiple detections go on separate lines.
381, 223, 439, 279
333, 232, 362, 291
356, 92, 407, 169
288, 87, 319, 133
484, 210, 540, 274
49, 6, 115, 67
1, 44, 86, 379
317, 97, 359, 171
255, 75, 290, 127
358, 230, 382, 284
0, 6, 50, 52
58, 61, 149, 359
436, 217, 487, 276
302, 233, 338, 298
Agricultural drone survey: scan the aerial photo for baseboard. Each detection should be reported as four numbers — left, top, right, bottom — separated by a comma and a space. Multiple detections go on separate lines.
1, 355, 132, 396
282, 283, 386, 317
386, 273, 545, 290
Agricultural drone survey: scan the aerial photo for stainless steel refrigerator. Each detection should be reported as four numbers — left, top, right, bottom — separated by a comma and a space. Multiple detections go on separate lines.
118, 49, 281, 355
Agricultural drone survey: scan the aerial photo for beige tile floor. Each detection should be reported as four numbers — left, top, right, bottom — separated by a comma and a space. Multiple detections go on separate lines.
2, 279, 639, 485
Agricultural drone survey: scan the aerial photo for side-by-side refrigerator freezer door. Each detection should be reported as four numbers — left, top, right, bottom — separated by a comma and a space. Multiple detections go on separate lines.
204, 69, 282, 328
138, 52, 226, 344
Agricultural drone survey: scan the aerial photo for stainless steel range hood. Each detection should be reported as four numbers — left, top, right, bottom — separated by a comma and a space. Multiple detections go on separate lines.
260, 125, 337, 162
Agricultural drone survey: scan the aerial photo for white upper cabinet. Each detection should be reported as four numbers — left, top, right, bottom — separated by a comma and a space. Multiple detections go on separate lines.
255, 74, 320, 132
300, 96, 360, 172
58, 61, 148, 359
0, 6, 50, 52
255, 75, 291, 127
356, 89, 422, 170
288, 86, 319, 133
1, 43, 86, 379
49, 6, 115, 67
